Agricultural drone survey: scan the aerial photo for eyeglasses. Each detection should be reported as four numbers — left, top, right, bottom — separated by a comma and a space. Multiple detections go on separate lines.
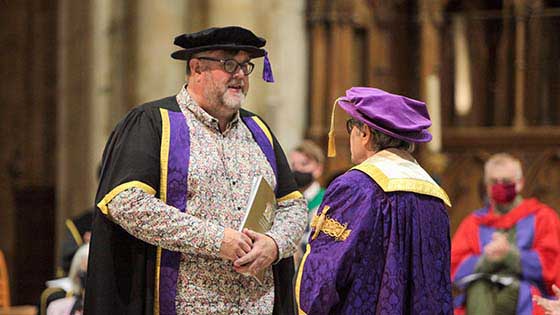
196, 57, 255, 75
346, 118, 363, 134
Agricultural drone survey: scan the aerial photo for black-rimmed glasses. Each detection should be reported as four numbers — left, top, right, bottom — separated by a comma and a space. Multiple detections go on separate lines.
196, 57, 255, 75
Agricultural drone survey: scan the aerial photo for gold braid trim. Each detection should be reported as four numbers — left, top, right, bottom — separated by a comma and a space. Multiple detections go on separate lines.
310, 205, 351, 241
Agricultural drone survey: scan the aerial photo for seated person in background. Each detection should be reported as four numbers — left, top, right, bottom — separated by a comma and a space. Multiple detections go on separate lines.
289, 140, 325, 263
59, 166, 98, 276
59, 209, 93, 275
47, 244, 89, 315
533, 284, 560, 315
451, 153, 560, 314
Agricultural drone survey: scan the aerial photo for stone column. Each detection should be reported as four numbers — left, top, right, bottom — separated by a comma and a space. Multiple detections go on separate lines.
419, 0, 444, 152
256, 1, 308, 151
57, 0, 94, 256
57, 0, 132, 259
513, 0, 528, 129
133, 0, 188, 105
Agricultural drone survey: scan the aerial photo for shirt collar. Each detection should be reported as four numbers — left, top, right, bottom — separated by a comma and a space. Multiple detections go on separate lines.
176, 84, 240, 132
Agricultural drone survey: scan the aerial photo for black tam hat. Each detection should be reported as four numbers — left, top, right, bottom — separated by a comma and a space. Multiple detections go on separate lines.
171, 26, 274, 82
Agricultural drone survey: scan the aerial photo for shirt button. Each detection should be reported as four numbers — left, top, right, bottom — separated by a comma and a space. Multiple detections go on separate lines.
232, 181, 236, 185
237, 207, 242, 210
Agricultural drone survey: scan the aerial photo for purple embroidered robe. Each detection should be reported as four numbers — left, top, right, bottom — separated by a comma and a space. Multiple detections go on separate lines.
296, 152, 453, 315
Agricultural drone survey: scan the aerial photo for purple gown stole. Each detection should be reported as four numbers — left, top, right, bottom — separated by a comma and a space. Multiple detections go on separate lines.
240, 116, 278, 184
154, 110, 278, 315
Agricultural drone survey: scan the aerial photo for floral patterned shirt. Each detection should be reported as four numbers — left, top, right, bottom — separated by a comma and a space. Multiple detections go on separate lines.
108, 86, 307, 314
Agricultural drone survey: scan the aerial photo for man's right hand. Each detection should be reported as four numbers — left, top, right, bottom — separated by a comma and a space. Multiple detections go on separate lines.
219, 228, 253, 262
533, 284, 560, 315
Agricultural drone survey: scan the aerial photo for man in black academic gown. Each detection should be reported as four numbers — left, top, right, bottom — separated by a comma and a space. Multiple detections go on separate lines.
84, 26, 307, 315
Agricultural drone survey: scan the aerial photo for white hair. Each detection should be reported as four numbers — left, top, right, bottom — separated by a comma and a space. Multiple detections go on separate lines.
68, 243, 89, 294
484, 153, 523, 183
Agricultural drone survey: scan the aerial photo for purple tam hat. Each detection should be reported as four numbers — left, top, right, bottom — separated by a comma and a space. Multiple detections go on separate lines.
328, 87, 432, 157
171, 26, 274, 83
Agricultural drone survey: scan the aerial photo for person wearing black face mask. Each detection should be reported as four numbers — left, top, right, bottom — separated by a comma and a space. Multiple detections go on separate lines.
288, 140, 326, 265
451, 153, 560, 315
292, 170, 314, 190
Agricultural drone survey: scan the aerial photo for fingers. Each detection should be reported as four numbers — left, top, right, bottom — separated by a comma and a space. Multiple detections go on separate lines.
484, 243, 496, 256
533, 293, 560, 314
532, 295, 540, 303
553, 284, 560, 298
239, 233, 252, 253
234, 249, 258, 267
234, 264, 250, 275
233, 230, 277, 275
236, 248, 246, 259
234, 256, 264, 276
491, 232, 508, 246
244, 228, 259, 240
220, 228, 255, 261
533, 296, 545, 309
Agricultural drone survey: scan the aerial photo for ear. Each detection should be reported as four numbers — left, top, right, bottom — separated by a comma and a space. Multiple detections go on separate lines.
516, 178, 525, 193
360, 125, 372, 146
189, 59, 201, 74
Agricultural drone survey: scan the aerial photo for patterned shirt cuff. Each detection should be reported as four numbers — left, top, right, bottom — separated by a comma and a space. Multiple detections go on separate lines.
213, 225, 225, 256
268, 198, 307, 259
265, 231, 286, 263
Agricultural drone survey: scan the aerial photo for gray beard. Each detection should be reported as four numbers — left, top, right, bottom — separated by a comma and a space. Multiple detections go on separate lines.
222, 91, 245, 111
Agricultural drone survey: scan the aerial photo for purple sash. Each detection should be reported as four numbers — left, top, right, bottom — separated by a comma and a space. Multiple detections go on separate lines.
157, 111, 278, 314
241, 116, 278, 189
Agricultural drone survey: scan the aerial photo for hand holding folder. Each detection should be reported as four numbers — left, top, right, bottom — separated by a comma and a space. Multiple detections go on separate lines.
235, 176, 277, 284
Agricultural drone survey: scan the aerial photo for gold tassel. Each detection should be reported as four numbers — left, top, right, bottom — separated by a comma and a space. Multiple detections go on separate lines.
327, 98, 341, 157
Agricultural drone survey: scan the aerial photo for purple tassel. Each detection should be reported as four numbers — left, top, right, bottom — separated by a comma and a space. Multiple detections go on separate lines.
263, 51, 274, 83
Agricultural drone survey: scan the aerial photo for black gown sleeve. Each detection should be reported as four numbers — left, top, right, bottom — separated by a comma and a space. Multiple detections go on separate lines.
86, 105, 164, 315
95, 106, 162, 216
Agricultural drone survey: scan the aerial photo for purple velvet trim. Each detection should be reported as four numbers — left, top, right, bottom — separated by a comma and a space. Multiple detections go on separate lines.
516, 214, 535, 248
158, 111, 190, 315
517, 281, 533, 315
473, 206, 490, 217
454, 255, 480, 282
479, 225, 495, 249
520, 250, 543, 286
517, 214, 547, 294
241, 116, 278, 192
154, 113, 279, 314
262, 52, 274, 83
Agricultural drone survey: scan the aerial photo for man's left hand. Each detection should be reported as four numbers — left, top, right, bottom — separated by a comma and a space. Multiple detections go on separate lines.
484, 232, 511, 262
233, 229, 278, 276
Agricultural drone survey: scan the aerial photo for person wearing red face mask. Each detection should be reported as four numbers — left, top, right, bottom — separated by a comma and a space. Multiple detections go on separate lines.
451, 153, 560, 315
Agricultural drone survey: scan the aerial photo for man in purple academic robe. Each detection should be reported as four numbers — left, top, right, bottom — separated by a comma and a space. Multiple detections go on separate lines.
296, 87, 453, 315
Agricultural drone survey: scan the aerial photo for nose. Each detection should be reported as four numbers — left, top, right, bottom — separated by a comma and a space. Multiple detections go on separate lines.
232, 66, 246, 78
